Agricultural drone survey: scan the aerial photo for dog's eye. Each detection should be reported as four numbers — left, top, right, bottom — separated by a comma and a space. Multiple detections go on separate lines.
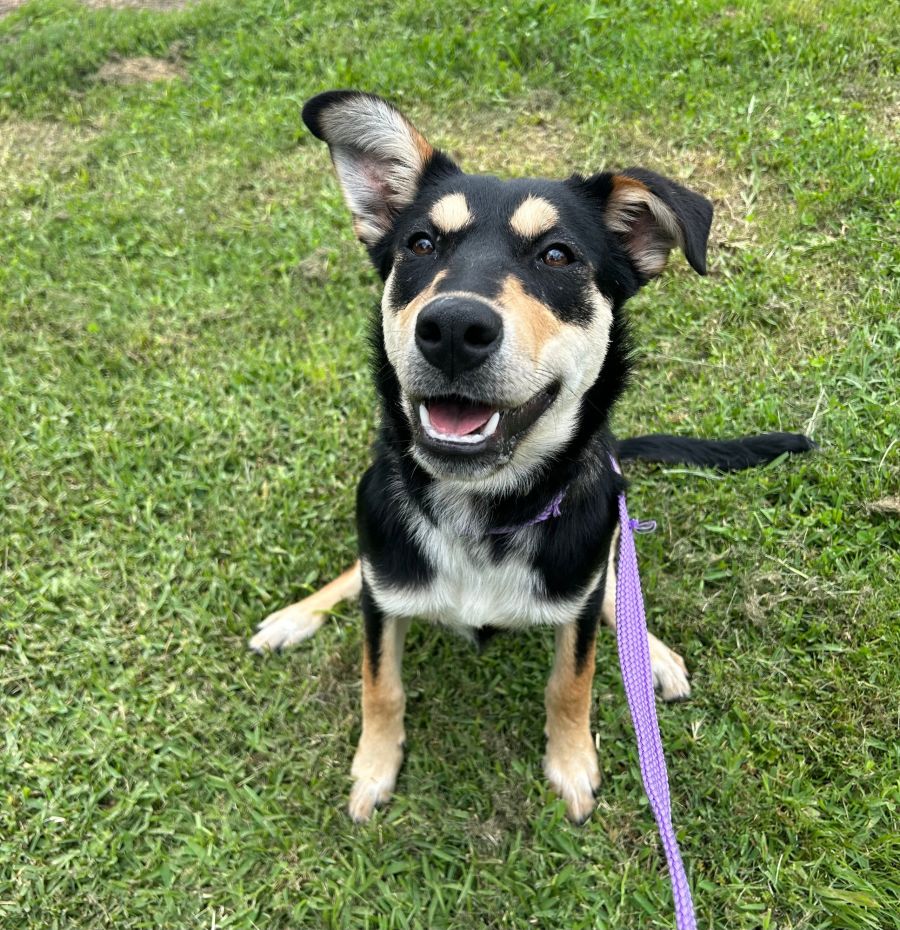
409, 234, 435, 256
540, 244, 574, 267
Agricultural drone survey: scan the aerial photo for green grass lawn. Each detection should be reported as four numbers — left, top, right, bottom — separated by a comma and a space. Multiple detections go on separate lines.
1, 0, 898, 927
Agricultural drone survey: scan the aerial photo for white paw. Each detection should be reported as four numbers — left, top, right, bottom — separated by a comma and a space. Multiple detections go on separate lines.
348, 740, 404, 823
248, 605, 325, 652
649, 640, 691, 702
544, 740, 601, 824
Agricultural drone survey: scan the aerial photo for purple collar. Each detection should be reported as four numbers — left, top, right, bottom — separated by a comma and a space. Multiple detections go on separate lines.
484, 489, 565, 536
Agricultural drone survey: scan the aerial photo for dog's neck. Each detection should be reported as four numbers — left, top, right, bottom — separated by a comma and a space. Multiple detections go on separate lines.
380, 423, 617, 541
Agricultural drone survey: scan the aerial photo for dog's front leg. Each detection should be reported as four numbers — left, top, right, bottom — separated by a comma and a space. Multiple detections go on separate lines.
348, 583, 410, 822
544, 606, 601, 824
249, 561, 362, 652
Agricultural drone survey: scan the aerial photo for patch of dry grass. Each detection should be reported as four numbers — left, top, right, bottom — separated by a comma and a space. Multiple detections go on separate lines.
866, 496, 900, 515
0, 118, 97, 197
81, 0, 193, 9
428, 104, 764, 254
94, 55, 186, 83
1, 0, 194, 12
0, 0, 27, 17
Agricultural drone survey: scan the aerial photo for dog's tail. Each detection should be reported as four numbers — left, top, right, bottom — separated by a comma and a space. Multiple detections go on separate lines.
617, 432, 816, 471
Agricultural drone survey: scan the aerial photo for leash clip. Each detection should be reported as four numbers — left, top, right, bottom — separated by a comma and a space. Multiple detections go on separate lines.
629, 517, 657, 534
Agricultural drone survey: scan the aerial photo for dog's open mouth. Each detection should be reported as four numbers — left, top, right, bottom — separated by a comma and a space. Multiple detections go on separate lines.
413, 384, 559, 457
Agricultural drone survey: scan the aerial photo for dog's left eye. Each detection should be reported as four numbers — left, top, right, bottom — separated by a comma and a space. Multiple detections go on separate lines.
409, 234, 435, 256
540, 244, 574, 267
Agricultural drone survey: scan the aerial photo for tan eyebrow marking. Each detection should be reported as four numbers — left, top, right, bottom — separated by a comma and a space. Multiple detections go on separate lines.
429, 193, 472, 234
509, 195, 560, 239
497, 274, 561, 361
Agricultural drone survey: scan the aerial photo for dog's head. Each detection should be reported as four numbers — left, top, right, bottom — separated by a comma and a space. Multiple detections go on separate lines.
303, 91, 713, 492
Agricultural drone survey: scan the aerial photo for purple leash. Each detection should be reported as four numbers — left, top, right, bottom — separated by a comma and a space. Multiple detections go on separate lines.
611, 455, 697, 930
480, 462, 697, 928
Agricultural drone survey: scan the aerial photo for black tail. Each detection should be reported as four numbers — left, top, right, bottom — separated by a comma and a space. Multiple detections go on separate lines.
618, 432, 816, 471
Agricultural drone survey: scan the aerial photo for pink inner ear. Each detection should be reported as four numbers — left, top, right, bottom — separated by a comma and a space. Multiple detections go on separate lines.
354, 152, 397, 202
613, 197, 678, 276
334, 147, 405, 241
628, 208, 661, 253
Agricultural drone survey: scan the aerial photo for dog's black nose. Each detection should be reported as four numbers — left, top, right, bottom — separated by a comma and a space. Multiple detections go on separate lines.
415, 297, 503, 379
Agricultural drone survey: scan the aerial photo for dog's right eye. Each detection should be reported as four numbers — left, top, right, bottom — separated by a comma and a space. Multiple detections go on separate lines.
540, 244, 574, 267
408, 234, 435, 256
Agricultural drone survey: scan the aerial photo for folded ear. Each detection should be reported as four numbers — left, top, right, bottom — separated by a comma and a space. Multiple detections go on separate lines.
592, 169, 713, 278
302, 90, 453, 247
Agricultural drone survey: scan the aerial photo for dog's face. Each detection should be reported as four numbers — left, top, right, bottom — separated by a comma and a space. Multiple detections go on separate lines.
303, 91, 712, 491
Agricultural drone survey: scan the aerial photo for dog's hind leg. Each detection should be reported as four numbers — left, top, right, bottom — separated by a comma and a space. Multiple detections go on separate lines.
601, 529, 691, 701
248, 560, 362, 652
348, 583, 410, 822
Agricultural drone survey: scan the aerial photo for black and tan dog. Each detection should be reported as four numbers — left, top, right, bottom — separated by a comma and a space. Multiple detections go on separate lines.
250, 91, 812, 823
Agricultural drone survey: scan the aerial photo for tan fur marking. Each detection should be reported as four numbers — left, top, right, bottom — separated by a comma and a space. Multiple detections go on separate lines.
509, 195, 559, 239
350, 615, 410, 821
411, 124, 434, 162
273, 560, 361, 619
429, 193, 472, 233
544, 621, 600, 822
606, 176, 682, 277
545, 623, 596, 723
361, 623, 405, 725
396, 269, 449, 331
497, 274, 561, 361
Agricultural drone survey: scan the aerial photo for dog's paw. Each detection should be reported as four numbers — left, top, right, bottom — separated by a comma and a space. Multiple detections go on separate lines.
543, 738, 601, 824
348, 739, 404, 823
248, 604, 325, 653
649, 638, 691, 702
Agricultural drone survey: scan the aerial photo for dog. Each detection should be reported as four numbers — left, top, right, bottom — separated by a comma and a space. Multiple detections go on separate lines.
249, 91, 813, 823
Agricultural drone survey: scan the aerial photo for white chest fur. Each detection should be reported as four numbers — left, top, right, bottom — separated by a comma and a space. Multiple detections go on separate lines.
363, 505, 598, 632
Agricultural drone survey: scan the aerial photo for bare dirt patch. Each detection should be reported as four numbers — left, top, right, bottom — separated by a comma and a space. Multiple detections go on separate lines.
0, 119, 97, 199
95, 55, 186, 84
866, 497, 900, 515
1, 0, 193, 12
431, 106, 582, 179
870, 92, 899, 146
82, 0, 193, 9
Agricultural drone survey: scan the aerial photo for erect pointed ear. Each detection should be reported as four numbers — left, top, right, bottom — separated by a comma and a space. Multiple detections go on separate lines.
302, 90, 455, 247
592, 168, 713, 278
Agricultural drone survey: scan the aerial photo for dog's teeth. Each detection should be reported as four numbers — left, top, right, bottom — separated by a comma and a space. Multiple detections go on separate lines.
419, 402, 499, 445
482, 411, 500, 438
420, 404, 444, 441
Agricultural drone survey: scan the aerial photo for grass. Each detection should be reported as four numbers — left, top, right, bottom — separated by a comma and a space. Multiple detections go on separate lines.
1, 0, 898, 927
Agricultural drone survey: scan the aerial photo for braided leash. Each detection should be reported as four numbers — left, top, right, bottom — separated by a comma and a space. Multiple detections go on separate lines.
612, 455, 697, 929
475, 457, 697, 928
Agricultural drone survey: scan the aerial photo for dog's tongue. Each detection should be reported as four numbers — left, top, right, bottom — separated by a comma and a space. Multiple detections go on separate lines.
427, 399, 494, 436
